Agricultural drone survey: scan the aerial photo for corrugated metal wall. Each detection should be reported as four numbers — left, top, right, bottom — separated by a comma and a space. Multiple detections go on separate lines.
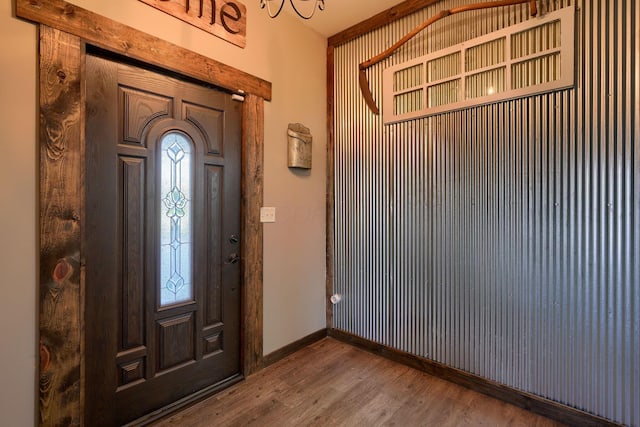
332, 1, 639, 425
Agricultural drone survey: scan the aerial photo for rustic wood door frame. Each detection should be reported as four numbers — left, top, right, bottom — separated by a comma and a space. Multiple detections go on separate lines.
17, 0, 269, 424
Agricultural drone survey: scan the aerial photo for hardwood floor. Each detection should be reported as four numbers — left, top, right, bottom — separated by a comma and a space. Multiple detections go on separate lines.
156, 338, 563, 426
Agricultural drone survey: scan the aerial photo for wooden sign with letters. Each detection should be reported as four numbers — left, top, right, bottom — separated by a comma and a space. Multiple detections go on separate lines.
139, 0, 247, 48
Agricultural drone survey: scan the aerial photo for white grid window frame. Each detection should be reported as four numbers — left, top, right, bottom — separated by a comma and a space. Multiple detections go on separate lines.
383, 6, 575, 124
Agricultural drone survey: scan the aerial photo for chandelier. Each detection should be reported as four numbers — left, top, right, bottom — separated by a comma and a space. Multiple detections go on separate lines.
260, 0, 325, 20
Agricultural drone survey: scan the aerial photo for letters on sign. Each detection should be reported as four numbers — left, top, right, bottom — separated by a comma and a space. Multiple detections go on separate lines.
139, 0, 247, 48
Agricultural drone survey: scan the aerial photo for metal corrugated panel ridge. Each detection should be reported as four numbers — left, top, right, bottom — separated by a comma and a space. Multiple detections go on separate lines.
332, 1, 639, 425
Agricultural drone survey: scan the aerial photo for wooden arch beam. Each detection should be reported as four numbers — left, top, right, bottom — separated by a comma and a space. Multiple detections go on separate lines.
359, 0, 538, 114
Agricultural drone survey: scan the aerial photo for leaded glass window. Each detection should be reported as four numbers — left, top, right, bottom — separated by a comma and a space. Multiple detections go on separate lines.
159, 131, 193, 306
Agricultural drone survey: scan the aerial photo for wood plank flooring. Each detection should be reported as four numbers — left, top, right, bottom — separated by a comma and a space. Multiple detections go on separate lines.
156, 338, 563, 426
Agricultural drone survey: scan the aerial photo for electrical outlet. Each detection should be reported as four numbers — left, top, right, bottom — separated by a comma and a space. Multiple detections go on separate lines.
260, 207, 276, 223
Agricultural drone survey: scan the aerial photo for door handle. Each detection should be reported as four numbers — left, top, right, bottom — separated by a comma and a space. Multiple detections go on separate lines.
226, 253, 240, 264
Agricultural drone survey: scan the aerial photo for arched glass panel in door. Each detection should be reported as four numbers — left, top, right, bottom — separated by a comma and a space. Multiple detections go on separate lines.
159, 131, 194, 306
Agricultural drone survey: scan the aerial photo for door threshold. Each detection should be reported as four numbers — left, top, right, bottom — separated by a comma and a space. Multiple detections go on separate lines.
125, 374, 245, 426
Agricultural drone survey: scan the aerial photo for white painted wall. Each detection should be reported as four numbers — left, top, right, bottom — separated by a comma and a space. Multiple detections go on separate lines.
0, 2, 38, 425
0, 1, 326, 424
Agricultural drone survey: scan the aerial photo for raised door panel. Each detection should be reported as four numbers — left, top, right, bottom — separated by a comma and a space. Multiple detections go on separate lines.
118, 358, 145, 387
203, 331, 223, 357
157, 313, 196, 371
119, 156, 146, 351
184, 102, 224, 156
120, 87, 172, 145
205, 165, 223, 327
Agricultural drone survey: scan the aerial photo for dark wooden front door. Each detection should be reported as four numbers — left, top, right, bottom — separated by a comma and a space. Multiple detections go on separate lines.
84, 53, 242, 425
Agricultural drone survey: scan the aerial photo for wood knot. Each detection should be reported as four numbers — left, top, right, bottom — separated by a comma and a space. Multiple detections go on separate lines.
29, 0, 42, 6
53, 259, 73, 284
40, 342, 52, 372
63, 4, 75, 15
56, 70, 66, 82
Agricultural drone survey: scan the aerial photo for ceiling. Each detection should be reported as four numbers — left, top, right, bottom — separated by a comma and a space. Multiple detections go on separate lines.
282, 0, 408, 38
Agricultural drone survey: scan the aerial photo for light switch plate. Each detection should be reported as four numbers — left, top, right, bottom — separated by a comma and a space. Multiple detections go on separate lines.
260, 207, 276, 223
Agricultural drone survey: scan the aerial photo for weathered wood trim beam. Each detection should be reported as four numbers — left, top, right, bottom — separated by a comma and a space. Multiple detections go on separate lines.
38, 25, 84, 426
328, 0, 443, 48
325, 45, 335, 330
16, 0, 272, 101
242, 94, 264, 376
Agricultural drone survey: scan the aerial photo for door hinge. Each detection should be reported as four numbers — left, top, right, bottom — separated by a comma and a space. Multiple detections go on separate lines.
232, 90, 245, 102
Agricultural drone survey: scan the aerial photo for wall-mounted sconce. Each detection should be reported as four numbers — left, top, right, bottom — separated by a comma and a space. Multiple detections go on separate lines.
260, 0, 325, 20
287, 123, 312, 169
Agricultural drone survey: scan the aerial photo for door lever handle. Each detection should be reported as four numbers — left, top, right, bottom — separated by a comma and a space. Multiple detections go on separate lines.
225, 253, 240, 265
